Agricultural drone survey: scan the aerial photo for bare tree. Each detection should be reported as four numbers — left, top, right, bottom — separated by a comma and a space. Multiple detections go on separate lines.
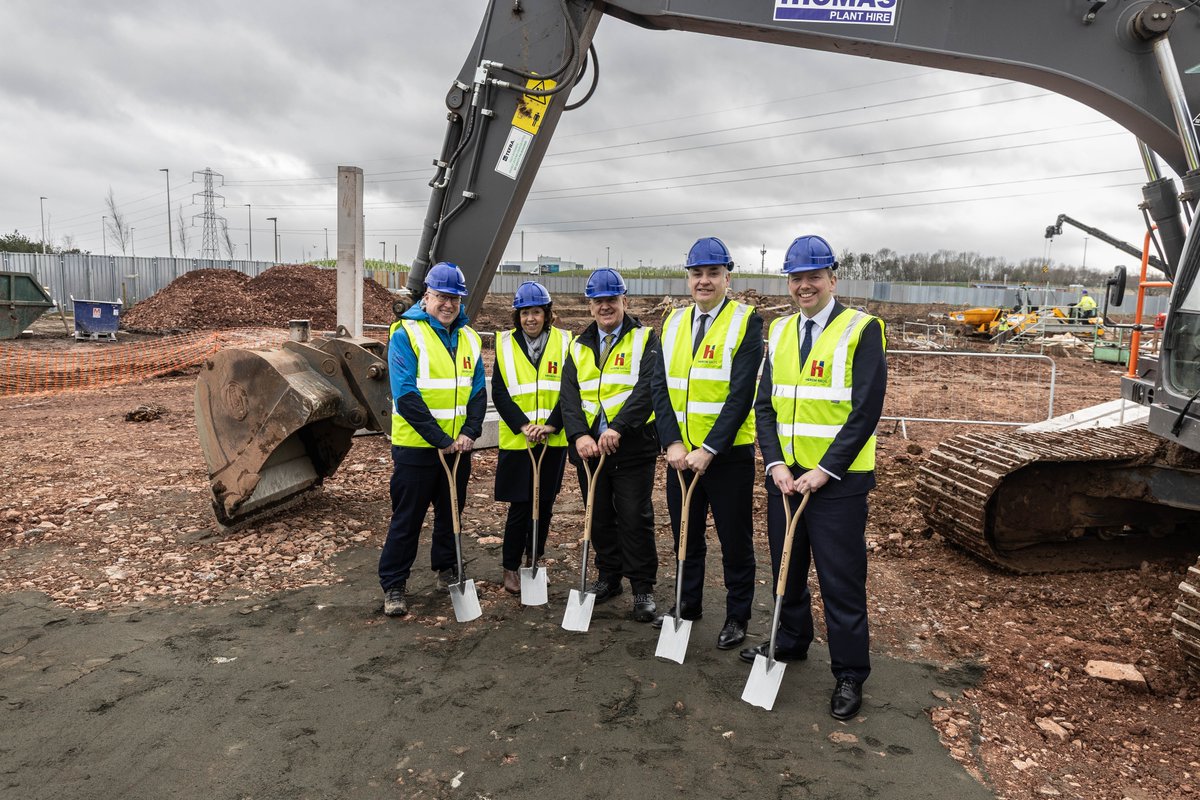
104, 188, 130, 254
221, 219, 237, 259
176, 207, 191, 257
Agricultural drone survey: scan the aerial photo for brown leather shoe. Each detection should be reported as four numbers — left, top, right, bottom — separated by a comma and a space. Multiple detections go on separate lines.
503, 569, 521, 594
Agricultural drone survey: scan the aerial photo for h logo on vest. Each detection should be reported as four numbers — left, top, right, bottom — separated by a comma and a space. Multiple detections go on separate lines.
810, 360, 825, 379
613, 352, 626, 367
546, 360, 558, 375
461, 355, 473, 370
701, 344, 716, 360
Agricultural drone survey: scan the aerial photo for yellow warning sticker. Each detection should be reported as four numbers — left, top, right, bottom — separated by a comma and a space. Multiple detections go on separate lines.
511, 77, 556, 135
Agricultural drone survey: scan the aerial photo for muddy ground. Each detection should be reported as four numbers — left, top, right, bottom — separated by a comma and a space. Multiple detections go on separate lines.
1, 294, 1197, 799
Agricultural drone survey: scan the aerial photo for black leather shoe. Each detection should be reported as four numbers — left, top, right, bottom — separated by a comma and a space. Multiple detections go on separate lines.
830, 677, 863, 720
587, 578, 623, 604
651, 604, 702, 630
716, 618, 747, 650
632, 593, 657, 622
737, 639, 807, 665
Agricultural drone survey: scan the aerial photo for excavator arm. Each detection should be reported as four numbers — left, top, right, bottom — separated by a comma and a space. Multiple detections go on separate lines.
412, 0, 1200, 314
1046, 213, 1168, 273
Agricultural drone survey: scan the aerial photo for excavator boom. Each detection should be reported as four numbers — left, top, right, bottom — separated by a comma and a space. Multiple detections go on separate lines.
412, 0, 1200, 313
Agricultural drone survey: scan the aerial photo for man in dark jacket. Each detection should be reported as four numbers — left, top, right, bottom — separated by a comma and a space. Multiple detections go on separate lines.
652, 236, 762, 651
559, 268, 661, 622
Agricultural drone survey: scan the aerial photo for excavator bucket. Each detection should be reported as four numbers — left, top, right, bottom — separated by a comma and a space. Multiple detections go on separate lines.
195, 333, 392, 529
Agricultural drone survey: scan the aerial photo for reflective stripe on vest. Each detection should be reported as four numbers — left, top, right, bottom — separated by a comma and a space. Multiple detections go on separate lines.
570, 326, 654, 427
496, 326, 572, 449
660, 301, 755, 451
391, 320, 482, 447
768, 309, 883, 471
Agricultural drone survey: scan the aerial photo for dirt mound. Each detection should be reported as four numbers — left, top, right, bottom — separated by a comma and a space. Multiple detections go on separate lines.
121, 265, 397, 333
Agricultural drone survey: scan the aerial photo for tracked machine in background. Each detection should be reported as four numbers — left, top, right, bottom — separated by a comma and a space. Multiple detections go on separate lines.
196, 0, 1200, 674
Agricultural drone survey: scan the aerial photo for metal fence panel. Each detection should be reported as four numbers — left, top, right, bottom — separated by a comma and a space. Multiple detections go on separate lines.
883, 350, 1057, 427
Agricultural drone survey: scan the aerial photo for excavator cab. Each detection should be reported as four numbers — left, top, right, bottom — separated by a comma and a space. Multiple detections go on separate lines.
195, 328, 392, 529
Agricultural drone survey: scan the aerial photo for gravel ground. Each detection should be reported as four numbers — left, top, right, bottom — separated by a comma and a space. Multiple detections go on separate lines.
1, 288, 1198, 799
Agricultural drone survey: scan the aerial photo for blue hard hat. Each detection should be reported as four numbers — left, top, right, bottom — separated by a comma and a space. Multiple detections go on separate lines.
1081, 289, 1089, 295
782, 235, 837, 273
686, 236, 734, 269
425, 262, 468, 296
585, 268, 627, 298
513, 280, 552, 309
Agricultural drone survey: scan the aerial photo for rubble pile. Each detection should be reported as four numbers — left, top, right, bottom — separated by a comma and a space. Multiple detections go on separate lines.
121, 265, 397, 333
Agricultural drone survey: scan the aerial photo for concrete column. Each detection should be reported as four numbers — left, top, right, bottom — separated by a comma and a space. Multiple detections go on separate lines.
336, 166, 364, 336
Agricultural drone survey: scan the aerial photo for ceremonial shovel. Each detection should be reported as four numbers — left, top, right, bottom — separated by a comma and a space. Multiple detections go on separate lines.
561, 453, 606, 632
520, 439, 549, 606
437, 450, 482, 623
741, 490, 811, 710
655, 469, 700, 664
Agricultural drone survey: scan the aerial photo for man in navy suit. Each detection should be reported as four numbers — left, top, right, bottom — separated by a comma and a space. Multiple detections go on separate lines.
744, 234, 887, 721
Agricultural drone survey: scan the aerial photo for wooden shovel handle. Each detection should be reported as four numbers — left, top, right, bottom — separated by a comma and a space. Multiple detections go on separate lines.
525, 438, 547, 524
775, 490, 811, 596
436, 449, 463, 536
580, 454, 606, 544
675, 469, 699, 561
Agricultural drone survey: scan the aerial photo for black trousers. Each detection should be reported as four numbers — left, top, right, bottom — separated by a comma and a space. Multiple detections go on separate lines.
379, 447, 471, 591
765, 471, 871, 684
664, 453, 756, 623
576, 454, 657, 594
498, 445, 567, 570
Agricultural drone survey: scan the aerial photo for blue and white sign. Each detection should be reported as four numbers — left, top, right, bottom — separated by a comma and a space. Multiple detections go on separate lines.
774, 0, 898, 26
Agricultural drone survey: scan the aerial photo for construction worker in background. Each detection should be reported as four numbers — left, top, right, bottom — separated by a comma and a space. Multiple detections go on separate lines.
651, 236, 762, 652
559, 268, 662, 623
750, 235, 888, 721
1074, 289, 1098, 320
491, 281, 572, 593
379, 262, 486, 617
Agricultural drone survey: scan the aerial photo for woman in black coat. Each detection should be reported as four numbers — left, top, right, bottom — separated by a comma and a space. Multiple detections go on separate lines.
491, 282, 573, 593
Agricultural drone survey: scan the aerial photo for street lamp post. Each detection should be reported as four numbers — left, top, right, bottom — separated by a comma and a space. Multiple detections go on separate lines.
245, 204, 252, 261
605, 246, 610, 268
324, 227, 329, 260
380, 241, 386, 265
160, 168, 173, 258
760, 244, 766, 272
39, 196, 47, 254
101, 216, 107, 256
266, 217, 279, 263
130, 227, 136, 257
1082, 235, 1090, 269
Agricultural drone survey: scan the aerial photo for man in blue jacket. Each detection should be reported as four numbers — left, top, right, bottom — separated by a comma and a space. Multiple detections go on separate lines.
380, 262, 487, 617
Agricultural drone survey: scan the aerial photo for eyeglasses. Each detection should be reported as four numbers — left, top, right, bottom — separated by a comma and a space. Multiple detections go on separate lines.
426, 291, 462, 306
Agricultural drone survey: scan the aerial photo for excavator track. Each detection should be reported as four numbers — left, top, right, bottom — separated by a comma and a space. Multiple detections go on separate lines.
1174, 559, 1200, 681
917, 423, 1199, 574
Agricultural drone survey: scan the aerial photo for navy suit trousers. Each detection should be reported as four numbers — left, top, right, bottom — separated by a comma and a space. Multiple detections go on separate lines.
764, 475, 871, 683
664, 454, 756, 623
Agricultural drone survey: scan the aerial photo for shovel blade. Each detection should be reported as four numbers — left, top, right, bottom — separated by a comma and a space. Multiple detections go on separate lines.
519, 566, 548, 606
654, 617, 692, 664
741, 654, 787, 711
449, 579, 482, 623
561, 589, 595, 632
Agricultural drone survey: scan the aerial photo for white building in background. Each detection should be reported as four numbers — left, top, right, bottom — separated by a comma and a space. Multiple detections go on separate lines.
497, 256, 585, 274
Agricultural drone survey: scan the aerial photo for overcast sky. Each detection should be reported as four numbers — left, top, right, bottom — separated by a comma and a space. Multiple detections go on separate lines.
1, 1, 1176, 276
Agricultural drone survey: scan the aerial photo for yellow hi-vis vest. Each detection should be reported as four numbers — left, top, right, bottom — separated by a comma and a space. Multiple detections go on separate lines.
390, 319, 482, 447
767, 308, 885, 472
570, 325, 654, 430
495, 326, 572, 449
660, 301, 756, 451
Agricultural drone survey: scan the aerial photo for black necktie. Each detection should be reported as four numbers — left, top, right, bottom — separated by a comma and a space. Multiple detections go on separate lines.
800, 319, 815, 367
693, 313, 709, 356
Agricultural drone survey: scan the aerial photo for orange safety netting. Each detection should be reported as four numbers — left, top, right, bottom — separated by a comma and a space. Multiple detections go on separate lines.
0, 328, 299, 398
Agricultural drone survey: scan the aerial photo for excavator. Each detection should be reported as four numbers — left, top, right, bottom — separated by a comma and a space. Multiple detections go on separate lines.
194, 0, 1200, 675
